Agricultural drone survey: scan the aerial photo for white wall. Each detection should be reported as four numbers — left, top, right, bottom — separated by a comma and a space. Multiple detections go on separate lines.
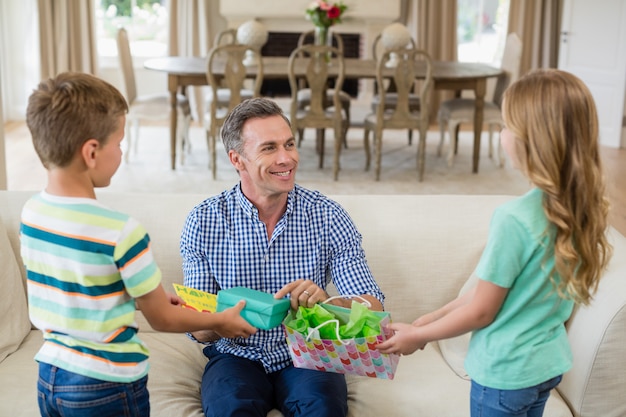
558, 0, 626, 148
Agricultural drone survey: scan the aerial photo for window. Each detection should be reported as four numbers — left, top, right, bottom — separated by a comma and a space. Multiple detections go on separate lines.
457, 0, 509, 66
95, 0, 169, 60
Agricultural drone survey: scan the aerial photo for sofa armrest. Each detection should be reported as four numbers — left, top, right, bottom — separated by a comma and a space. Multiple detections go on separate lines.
557, 228, 626, 417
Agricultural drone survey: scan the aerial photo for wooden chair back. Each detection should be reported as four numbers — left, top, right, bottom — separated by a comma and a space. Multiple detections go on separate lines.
206, 43, 264, 116
296, 30, 344, 90
116, 28, 137, 105
374, 48, 433, 130
287, 44, 346, 180
288, 44, 345, 127
205, 43, 264, 178
214, 28, 237, 47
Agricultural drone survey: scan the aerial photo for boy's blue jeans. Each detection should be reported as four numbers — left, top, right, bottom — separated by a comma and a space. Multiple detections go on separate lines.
470, 375, 562, 417
37, 362, 150, 417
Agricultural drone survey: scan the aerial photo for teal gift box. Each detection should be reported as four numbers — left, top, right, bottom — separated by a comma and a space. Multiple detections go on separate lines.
216, 287, 291, 330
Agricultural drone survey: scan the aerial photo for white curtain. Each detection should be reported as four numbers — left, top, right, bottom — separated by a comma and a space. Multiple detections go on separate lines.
401, 0, 458, 119
0, 0, 40, 189
0, 0, 40, 122
0, 76, 6, 190
169, 0, 226, 121
508, 0, 563, 75
37, 0, 98, 79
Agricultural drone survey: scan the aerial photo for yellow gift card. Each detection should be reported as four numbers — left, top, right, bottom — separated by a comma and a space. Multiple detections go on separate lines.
172, 283, 217, 313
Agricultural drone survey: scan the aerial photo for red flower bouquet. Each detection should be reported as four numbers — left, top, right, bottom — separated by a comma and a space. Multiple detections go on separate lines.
305, 1, 347, 28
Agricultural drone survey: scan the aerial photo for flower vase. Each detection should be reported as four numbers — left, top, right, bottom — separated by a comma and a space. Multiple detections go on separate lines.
314, 25, 332, 63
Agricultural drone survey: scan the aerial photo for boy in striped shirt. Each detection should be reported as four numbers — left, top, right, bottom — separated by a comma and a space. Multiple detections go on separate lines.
20, 72, 256, 417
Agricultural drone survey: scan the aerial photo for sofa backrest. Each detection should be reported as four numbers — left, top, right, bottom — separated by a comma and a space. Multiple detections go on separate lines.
0, 199, 31, 362
0, 191, 512, 326
330, 194, 512, 322
92, 192, 512, 325
1, 190, 625, 416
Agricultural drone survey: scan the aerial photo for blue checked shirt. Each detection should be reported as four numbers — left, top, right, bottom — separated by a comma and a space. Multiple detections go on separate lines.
180, 183, 384, 373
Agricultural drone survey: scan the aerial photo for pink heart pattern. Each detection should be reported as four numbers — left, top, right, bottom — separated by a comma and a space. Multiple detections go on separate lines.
282, 318, 400, 380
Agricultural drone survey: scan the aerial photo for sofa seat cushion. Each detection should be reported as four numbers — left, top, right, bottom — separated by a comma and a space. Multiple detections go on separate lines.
346, 345, 470, 416
0, 331, 574, 417
141, 332, 208, 417
346, 344, 573, 417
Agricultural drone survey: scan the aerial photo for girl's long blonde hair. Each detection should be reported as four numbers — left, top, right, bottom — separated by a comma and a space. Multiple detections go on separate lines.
502, 69, 612, 305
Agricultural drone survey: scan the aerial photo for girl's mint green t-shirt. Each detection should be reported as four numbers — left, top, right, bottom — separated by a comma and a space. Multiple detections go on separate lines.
465, 188, 574, 390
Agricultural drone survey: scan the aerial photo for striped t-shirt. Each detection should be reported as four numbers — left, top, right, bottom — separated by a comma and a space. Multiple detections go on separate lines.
20, 191, 161, 383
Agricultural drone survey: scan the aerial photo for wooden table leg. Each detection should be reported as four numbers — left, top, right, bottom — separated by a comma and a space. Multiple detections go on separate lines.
472, 79, 487, 173
168, 75, 179, 170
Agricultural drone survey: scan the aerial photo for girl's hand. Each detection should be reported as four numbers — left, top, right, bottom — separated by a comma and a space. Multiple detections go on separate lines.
412, 312, 437, 327
376, 322, 427, 355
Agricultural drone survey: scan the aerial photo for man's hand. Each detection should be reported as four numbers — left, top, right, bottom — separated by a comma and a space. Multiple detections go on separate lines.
274, 279, 328, 310
274, 279, 383, 312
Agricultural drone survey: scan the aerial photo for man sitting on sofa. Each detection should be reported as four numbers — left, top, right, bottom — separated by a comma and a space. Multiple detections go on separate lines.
179, 97, 385, 417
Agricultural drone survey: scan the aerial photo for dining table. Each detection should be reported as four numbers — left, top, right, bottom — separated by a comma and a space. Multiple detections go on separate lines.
144, 56, 502, 172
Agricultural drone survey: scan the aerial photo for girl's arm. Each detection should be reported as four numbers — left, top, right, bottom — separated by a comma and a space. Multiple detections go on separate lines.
412, 286, 477, 326
377, 279, 508, 355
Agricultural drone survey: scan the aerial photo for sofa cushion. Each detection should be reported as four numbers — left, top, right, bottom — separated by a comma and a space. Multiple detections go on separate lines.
437, 272, 477, 380
331, 195, 513, 324
557, 228, 626, 417
0, 213, 31, 362
0, 331, 41, 416
345, 344, 573, 416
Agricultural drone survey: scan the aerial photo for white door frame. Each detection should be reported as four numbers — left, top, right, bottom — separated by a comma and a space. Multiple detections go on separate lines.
558, 0, 626, 148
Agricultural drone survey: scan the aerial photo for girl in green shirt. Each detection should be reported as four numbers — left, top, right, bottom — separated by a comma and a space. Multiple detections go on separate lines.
377, 69, 613, 417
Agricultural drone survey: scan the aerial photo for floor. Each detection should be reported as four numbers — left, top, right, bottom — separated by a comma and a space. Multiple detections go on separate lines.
600, 145, 626, 237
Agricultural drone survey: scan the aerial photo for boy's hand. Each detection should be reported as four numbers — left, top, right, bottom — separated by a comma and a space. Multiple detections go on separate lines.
376, 322, 427, 355
166, 292, 185, 306
213, 300, 257, 339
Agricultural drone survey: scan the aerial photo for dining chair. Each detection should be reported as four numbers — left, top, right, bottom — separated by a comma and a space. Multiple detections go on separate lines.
204, 28, 255, 125
116, 28, 192, 164
363, 48, 433, 181
214, 28, 237, 47
370, 32, 419, 145
205, 43, 264, 179
294, 30, 351, 149
437, 33, 523, 168
288, 43, 347, 181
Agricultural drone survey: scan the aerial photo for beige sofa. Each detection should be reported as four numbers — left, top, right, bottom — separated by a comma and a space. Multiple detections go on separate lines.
1, 190, 625, 417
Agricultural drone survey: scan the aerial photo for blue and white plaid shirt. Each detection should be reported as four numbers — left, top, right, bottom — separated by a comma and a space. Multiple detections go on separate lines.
180, 183, 384, 373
